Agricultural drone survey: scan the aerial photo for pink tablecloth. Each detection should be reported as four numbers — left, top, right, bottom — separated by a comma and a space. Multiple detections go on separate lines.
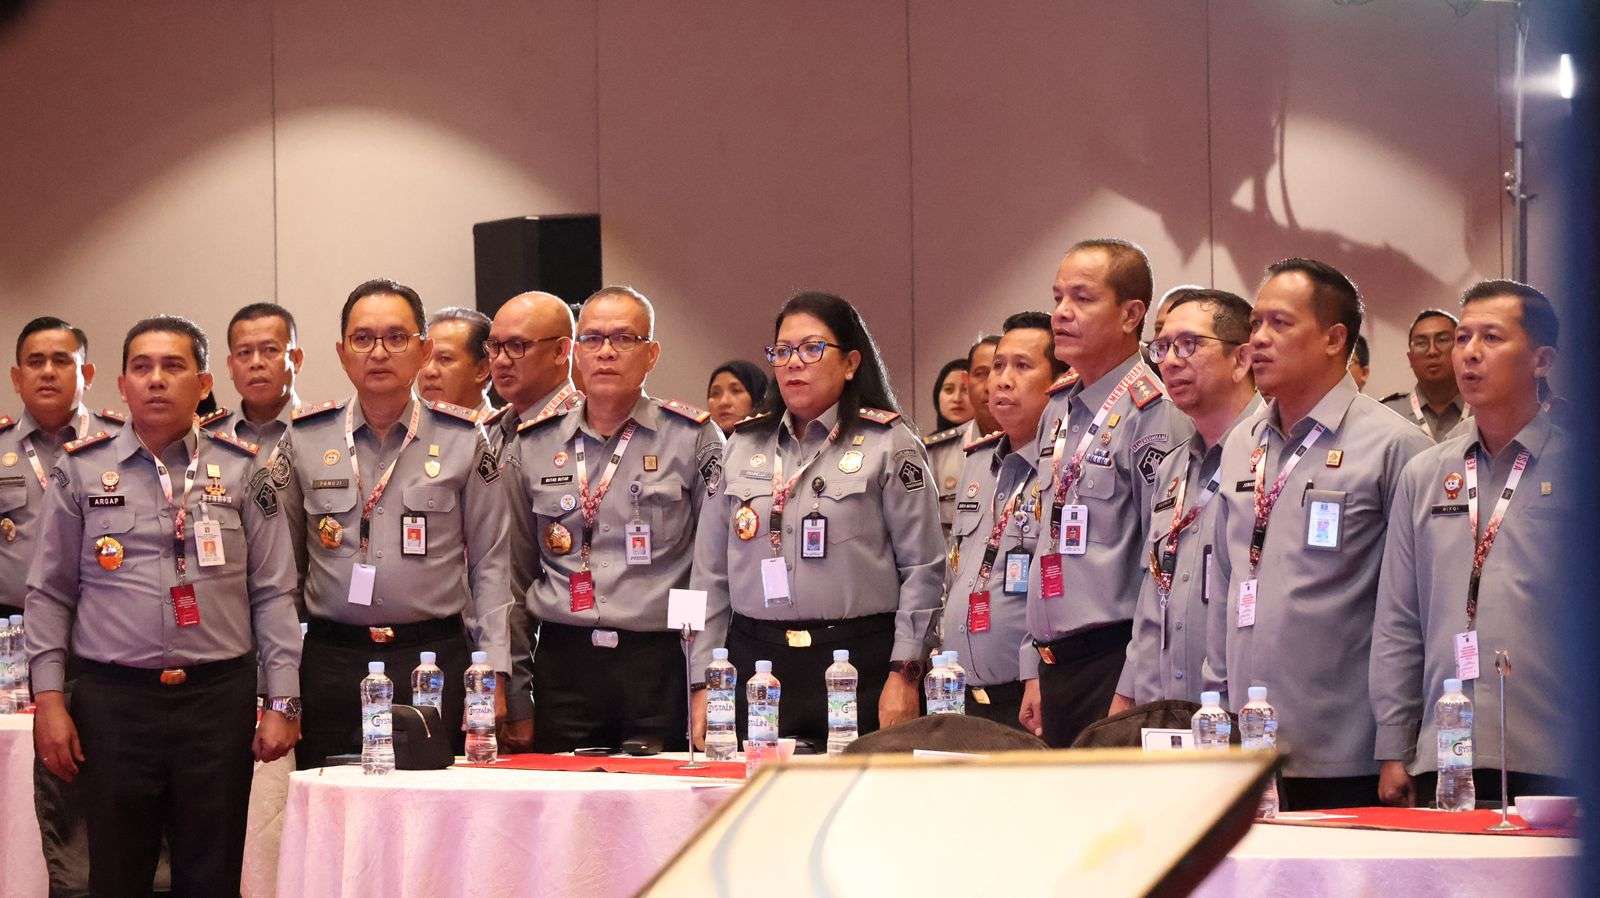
275, 765, 739, 898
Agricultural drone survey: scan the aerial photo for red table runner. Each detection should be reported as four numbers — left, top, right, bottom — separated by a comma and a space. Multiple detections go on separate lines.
461, 752, 745, 780
1265, 806, 1575, 838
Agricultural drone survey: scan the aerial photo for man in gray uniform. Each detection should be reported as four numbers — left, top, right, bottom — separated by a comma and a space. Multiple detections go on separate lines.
939, 313, 1059, 729
1380, 309, 1469, 441
508, 286, 722, 753
1204, 259, 1431, 810
285, 279, 512, 769
1372, 280, 1571, 806
419, 306, 494, 416
27, 315, 301, 895
486, 291, 580, 752
1112, 288, 1259, 713
1020, 238, 1191, 747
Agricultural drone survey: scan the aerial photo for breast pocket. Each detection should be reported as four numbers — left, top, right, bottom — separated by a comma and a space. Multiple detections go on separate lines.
817, 477, 870, 545
1075, 465, 1119, 544
304, 487, 359, 557
1302, 488, 1348, 552
195, 503, 246, 574
85, 507, 141, 570
640, 478, 690, 552
0, 484, 27, 515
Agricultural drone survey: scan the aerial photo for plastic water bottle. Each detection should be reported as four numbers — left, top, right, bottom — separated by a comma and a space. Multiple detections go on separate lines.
1240, 685, 1280, 819
0, 616, 17, 714
825, 649, 858, 754
9, 616, 26, 710
360, 661, 395, 775
941, 651, 967, 715
1435, 678, 1476, 811
704, 648, 738, 761
924, 654, 956, 714
746, 660, 780, 775
1192, 691, 1231, 750
464, 651, 498, 763
410, 651, 444, 716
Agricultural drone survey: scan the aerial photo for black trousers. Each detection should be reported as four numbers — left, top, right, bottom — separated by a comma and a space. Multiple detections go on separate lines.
1411, 768, 1572, 809
727, 612, 895, 751
964, 680, 1026, 731
71, 655, 256, 898
531, 622, 688, 753
1036, 620, 1133, 748
298, 619, 470, 770
1281, 775, 1381, 811
35, 677, 90, 898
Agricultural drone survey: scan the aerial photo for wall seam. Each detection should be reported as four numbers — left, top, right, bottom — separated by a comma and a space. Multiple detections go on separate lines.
269, 1, 280, 301
904, 0, 919, 423
1204, 0, 1215, 287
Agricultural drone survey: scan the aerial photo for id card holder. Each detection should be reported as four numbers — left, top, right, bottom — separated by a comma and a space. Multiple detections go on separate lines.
1454, 630, 1480, 680
1306, 499, 1342, 550
194, 519, 225, 567
966, 590, 992, 633
1003, 550, 1029, 595
625, 522, 652, 565
1059, 505, 1088, 555
1236, 578, 1257, 628
402, 514, 427, 556
347, 562, 376, 606
570, 569, 596, 613
760, 556, 792, 607
1040, 552, 1065, 599
801, 512, 827, 559
171, 583, 200, 627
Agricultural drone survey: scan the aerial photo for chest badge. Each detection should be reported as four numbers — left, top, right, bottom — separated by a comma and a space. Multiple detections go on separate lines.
749, 453, 767, 469
1443, 472, 1463, 499
424, 460, 441, 478
734, 504, 760, 541
317, 516, 344, 550
323, 449, 341, 466
0, 517, 16, 543
95, 536, 124, 571
838, 450, 864, 474
101, 471, 120, 491
1, 452, 16, 468
545, 522, 573, 555
1325, 450, 1344, 468
552, 450, 568, 468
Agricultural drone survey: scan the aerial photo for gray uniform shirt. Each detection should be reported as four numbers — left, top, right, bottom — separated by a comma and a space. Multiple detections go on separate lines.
1203, 375, 1431, 777
694, 404, 946, 663
1370, 411, 1571, 777
941, 433, 1040, 687
1117, 397, 1260, 705
25, 426, 302, 696
1381, 388, 1468, 443
509, 393, 724, 674
925, 421, 977, 531
1021, 354, 1191, 679
208, 405, 309, 602
285, 397, 513, 672
0, 406, 124, 610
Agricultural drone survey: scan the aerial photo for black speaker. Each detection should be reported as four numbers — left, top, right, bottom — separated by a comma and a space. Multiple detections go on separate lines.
472, 214, 602, 316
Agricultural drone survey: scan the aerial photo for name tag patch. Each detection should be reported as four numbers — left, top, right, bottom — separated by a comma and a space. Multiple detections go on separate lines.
1430, 503, 1468, 516
540, 474, 574, 485
313, 479, 350, 490
88, 495, 126, 508
956, 500, 981, 513
1235, 480, 1255, 493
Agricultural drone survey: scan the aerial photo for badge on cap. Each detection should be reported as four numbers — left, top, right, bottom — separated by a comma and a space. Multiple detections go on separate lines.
1, 452, 16, 467
750, 453, 767, 468
643, 455, 659, 472
317, 516, 344, 550
95, 536, 124, 571
545, 522, 573, 555
424, 460, 441, 478
560, 494, 577, 512
838, 450, 864, 474
1325, 450, 1343, 468
0, 518, 15, 543
101, 471, 120, 491
734, 504, 760, 541
323, 449, 341, 466
1443, 472, 1463, 499
553, 451, 568, 468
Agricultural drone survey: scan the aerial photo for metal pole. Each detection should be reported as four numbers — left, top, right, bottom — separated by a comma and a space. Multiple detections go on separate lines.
1488, 650, 1525, 831
678, 623, 706, 770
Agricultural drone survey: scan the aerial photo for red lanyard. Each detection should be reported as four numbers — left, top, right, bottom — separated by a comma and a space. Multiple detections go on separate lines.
1248, 423, 1325, 574
141, 426, 202, 584
574, 421, 637, 569
1149, 460, 1222, 596
974, 474, 1030, 583
345, 399, 422, 562
1047, 364, 1149, 541
768, 422, 842, 556
1464, 445, 1529, 629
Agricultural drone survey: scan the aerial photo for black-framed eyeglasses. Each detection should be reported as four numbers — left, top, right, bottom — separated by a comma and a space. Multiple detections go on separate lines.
765, 340, 842, 367
1144, 334, 1238, 364
1408, 334, 1455, 353
484, 335, 567, 360
574, 332, 648, 353
344, 331, 420, 354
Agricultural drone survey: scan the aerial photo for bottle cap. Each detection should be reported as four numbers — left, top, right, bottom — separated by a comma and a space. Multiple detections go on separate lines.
755, 659, 772, 673
1200, 690, 1220, 706
932, 655, 948, 668
471, 651, 488, 665
368, 661, 385, 674
833, 649, 849, 662
1443, 677, 1463, 694
7, 614, 20, 627
420, 651, 437, 665
712, 647, 729, 661
943, 650, 959, 664
1248, 685, 1267, 702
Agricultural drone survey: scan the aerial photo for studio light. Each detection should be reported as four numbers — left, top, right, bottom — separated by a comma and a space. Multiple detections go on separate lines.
1557, 53, 1576, 100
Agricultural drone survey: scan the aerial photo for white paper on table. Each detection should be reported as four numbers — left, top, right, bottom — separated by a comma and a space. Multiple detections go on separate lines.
667, 588, 708, 631
1141, 728, 1195, 751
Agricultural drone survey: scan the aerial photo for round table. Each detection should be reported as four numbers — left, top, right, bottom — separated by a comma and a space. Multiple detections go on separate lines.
275, 764, 740, 898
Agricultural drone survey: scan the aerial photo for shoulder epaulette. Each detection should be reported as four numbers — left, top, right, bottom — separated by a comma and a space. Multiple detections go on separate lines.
923, 426, 964, 447
963, 430, 1004, 454
517, 401, 577, 433
94, 408, 126, 424
207, 429, 260, 456
425, 399, 480, 424
660, 398, 712, 425
64, 431, 113, 454
857, 407, 901, 425
732, 412, 776, 432
0, 415, 14, 434
1129, 371, 1163, 410
1047, 371, 1081, 395
293, 399, 342, 422
196, 407, 231, 427
478, 405, 509, 427
1380, 391, 1408, 403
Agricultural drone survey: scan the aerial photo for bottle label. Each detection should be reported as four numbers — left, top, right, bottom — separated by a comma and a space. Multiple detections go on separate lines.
363, 705, 392, 739
707, 695, 736, 726
1437, 727, 1473, 768
827, 692, 857, 729
749, 710, 778, 742
466, 695, 495, 728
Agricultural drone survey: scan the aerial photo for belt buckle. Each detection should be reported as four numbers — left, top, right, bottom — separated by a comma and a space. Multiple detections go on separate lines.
785, 629, 812, 648
159, 668, 188, 687
369, 626, 396, 644
1036, 644, 1056, 665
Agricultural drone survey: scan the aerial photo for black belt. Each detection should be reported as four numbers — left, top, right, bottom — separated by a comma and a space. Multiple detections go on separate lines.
730, 611, 895, 649
306, 615, 464, 648
538, 620, 679, 647
1033, 620, 1133, 666
70, 653, 254, 689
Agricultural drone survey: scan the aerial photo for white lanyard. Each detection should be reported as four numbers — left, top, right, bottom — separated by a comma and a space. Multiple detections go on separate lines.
21, 410, 89, 490
344, 398, 423, 561
574, 421, 638, 568
1463, 444, 1530, 629
1047, 363, 1150, 538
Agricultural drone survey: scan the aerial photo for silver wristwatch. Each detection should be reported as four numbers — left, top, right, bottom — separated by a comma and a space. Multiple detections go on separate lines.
268, 696, 303, 721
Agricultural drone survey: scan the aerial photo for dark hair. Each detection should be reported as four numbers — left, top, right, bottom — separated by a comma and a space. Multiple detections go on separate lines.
427, 306, 492, 363
227, 302, 298, 349
1163, 287, 1253, 346
1409, 308, 1459, 337
1001, 311, 1067, 376
1066, 237, 1154, 304
1460, 279, 1560, 349
15, 316, 88, 364
581, 285, 656, 339
966, 334, 1000, 367
1351, 335, 1371, 369
1264, 257, 1364, 360
122, 315, 209, 371
196, 390, 219, 418
931, 358, 971, 431
341, 279, 426, 337
707, 359, 770, 413
765, 291, 902, 434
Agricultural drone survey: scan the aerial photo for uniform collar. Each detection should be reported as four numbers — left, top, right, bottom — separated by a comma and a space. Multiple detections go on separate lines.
348, 396, 421, 440
18, 404, 90, 442
781, 402, 840, 444
569, 392, 658, 442
1070, 352, 1142, 410
1471, 406, 1555, 462
1259, 374, 1359, 440
993, 432, 1041, 475
114, 423, 197, 464
520, 381, 576, 424
1410, 386, 1466, 416
1193, 394, 1262, 461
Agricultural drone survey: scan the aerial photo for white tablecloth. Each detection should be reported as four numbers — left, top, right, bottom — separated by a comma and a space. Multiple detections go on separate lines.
0, 712, 292, 898
275, 764, 740, 898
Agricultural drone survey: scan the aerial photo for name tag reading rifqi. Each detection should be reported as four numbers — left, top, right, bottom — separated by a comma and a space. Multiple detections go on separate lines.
1236, 578, 1258, 628
1058, 505, 1088, 555
347, 562, 377, 606
760, 556, 791, 608
1306, 500, 1342, 549
625, 522, 652, 565
1454, 630, 1480, 681
194, 519, 225, 567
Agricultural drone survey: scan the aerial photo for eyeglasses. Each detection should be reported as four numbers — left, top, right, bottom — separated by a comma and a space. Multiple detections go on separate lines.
574, 332, 648, 353
765, 340, 842, 367
484, 335, 567, 360
344, 331, 420, 354
1408, 334, 1455, 353
230, 344, 286, 363
1144, 334, 1237, 364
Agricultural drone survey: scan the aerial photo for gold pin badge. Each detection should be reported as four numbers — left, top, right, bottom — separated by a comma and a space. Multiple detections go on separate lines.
424, 460, 441, 478
95, 536, 124, 571
785, 629, 813, 648
553, 451, 568, 468
204, 482, 227, 497
948, 543, 960, 571
851, 435, 866, 447
545, 522, 573, 555
643, 455, 659, 472
1325, 450, 1344, 468
206, 463, 222, 479
1, 452, 16, 467
944, 476, 957, 491
734, 504, 760, 541
0, 518, 16, 543
323, 449, 341, 466
838, 450, 863, 474
1107, 413, 1121, 429
101, 471, 120, 491
317, 516, 344, 550
428, 444, 440, 458
965, 481, 980, 498
1541, 481, 1552, 496
750, 453, 767, 468
1100, 431, 1112, 446
1443, 472, 1463, 499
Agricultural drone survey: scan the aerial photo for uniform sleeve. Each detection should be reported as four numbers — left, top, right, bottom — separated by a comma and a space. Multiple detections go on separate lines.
881, 424, 948, 661
23, 461, 85, 693
274, 434, 309, 616
687, 423, 727, 680
690, 440, 734, 675
243, 464, 305, 698
463, 432, 513, 673
1200, 443, 1236, 700
1370, 460, 1427, 765
503, 443, 538, 719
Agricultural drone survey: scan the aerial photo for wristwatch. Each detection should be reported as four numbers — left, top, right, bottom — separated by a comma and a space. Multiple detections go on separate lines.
888, 659, 925, 684
268, 696, 303, 721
